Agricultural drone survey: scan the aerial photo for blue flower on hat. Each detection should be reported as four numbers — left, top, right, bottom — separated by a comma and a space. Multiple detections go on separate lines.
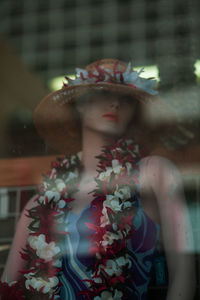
64, 61, 158, 95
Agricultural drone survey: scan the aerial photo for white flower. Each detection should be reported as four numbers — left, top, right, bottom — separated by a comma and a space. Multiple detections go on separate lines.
98, 168, 112, 181
58, 200, 66, 208
112, 223, 118, 231
75, 68, 88, 79
98, 160, 124, 181
111, 160, 124, 175
62, 158, 69, 167
70, 155, 78, 164
123, 71, 139, 85
37, 241, 60, 261
25, 274, 59, 294
115, 256, 131, 268
102, 259, 122, 276
42, 181, 48, 190
28, 234, 45, 250
38, 190, 61, 205
103, 185, 132, 212
38, 195, 45, 204
94, 290, 113, 300
104, 195, 122, 211
114, 186, 131, 200
100, 206, 110, 227
49, 168, 57, 180
109, 225, 131, 240
45, 190, 60, 203
55, 179, 66, 192
93, 276, 102, 283
28, 234, 60, 261
69, 62, 158, 95
102, 231, 120, 248
100, 255, 132, 277
122, 63, 158, 95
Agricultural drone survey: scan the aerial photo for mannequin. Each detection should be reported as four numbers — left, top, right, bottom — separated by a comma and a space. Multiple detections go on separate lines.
1, 59, 195, 300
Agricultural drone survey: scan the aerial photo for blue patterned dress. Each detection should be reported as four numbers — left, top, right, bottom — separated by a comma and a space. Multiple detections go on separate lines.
58, 164, 160, 300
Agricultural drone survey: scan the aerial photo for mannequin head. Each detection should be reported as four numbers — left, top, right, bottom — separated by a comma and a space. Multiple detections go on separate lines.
76, 90, 138, 139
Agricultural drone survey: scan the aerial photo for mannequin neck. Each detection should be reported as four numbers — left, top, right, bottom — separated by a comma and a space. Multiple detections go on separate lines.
81, 127, 114, 177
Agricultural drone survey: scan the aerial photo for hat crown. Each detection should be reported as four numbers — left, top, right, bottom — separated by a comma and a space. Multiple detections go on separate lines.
85, 59, 128, 75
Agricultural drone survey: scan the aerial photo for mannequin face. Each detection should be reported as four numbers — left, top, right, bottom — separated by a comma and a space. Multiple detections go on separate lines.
77, 91, 137, 138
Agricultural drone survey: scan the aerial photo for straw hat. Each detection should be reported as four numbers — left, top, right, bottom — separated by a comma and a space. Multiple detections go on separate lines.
34, 59, 176, 155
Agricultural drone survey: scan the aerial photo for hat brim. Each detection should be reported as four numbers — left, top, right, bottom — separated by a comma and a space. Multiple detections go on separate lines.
33, 83, 174, 155
47, 82, 153, 104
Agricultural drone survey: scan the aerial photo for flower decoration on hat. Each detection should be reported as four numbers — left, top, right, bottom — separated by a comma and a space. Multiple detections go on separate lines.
63, 60, 158, 96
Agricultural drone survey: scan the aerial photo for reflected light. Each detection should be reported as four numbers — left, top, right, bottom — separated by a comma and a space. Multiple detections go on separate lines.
48, 65, 160, 91
49, 74, 76, 91
134, 65, 160, 82
49, 61, 200, 91
194, 59, 200, 82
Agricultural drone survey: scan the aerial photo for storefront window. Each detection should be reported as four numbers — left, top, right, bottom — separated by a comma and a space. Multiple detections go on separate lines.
0, 0, 199, 299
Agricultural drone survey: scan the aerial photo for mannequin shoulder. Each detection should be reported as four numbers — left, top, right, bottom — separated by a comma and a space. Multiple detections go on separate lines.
139, 155, 181, 189
140, 155, 176, 171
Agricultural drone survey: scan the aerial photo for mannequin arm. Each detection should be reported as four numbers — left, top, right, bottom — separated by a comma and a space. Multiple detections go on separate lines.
1, 195, 37, 283
146, 156, 196, 300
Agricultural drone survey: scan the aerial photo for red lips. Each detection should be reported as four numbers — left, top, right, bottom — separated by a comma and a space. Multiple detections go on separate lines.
102, 113, 119, 122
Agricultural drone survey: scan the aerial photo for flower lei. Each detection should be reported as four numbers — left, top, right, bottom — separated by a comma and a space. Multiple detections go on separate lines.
0, 139, 141, 300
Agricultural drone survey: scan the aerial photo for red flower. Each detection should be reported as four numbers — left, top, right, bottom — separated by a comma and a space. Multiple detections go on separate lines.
0, 281, 25, 300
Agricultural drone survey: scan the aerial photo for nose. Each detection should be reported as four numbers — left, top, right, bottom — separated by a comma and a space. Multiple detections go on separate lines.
110, 99, 120, 109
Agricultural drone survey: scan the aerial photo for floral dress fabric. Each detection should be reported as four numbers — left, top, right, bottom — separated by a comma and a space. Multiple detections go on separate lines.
59, 165, 160, 300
